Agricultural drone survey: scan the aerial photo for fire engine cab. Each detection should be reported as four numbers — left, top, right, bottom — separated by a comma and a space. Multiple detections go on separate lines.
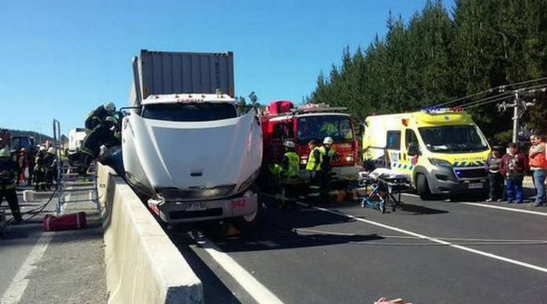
261, 101, 360, 183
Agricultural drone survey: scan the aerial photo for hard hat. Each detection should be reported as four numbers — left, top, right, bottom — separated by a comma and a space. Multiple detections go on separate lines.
323, 137, 334, 145
40, 146, 46, 151
283, 140, 295, 148
0, 148, 10, 158
103, 102, 116, 113
48, 147, 55, 154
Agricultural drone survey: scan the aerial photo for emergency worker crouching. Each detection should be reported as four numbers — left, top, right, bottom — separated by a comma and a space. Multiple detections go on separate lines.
79, 115, 121, 175
85, 102, 116, 130
0, 148, 23, 223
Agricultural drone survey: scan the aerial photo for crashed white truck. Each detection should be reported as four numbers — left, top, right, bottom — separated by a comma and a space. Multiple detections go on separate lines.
121, 50, 263, 228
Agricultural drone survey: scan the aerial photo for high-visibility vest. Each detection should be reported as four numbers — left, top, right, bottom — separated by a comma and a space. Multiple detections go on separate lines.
283, 151, 300, 178
306, 147, 322, 171
318, 146, 336, 166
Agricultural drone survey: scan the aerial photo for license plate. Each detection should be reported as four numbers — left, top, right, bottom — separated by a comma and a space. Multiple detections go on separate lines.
186, 202, 206, 211
468, 183, 482, 189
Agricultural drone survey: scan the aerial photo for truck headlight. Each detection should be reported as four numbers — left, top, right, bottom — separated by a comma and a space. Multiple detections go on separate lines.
428, 158, 452, 167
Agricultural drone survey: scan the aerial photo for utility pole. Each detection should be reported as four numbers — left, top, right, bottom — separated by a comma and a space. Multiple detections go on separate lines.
512, 91, 519, 143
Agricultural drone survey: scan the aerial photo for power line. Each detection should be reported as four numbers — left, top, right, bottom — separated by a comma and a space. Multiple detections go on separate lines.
432, 76, 547, 108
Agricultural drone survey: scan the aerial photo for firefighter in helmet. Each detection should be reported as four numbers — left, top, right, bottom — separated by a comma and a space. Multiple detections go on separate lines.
85, 102, 116, 131
0, 148, 23, 223
305, 139, 322, 203
318, 136, 337, 203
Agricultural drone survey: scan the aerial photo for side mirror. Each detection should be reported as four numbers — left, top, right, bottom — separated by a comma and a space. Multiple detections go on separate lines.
407, 142, 420, 156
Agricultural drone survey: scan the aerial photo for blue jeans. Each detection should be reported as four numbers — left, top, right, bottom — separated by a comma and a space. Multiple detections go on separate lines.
506, 178, 523, 202
533, 170, 546, 204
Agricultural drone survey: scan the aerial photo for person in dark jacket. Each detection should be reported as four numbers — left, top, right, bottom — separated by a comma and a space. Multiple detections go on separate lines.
0, 148, 23, 223
85, 102, 116, 130
34, 146, 48, 191
485, 146, 504, 202
500, 143, 527, 204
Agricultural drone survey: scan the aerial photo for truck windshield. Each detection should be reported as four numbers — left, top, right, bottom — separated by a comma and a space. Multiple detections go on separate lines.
419, 125, 489, 153
142, 103, 237, 122
297, 115, 354, 143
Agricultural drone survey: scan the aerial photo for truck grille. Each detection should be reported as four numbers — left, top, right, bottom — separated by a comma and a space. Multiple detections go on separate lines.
454, 168, 487, 179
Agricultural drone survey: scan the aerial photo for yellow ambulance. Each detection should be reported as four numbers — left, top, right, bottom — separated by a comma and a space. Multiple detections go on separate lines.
362, 108, 491, 199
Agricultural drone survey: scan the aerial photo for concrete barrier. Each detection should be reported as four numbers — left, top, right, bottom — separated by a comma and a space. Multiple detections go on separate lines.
98, 164, 203, 304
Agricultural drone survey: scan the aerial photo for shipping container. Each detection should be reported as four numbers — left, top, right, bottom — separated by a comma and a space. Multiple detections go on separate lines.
130, 50, 235, 106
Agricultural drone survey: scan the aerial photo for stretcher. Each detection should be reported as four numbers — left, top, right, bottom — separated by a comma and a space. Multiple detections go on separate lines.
357, 169, 411, 213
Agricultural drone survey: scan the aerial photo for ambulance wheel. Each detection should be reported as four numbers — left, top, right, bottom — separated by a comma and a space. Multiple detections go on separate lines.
417, 174, 433, 200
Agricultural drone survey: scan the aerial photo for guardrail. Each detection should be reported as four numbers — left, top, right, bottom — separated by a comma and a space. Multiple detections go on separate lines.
98, 164, 203, 304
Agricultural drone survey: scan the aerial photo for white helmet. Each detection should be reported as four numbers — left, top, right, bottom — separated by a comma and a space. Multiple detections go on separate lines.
323, 137, 334, 145
283, 140, 296, 148
48, 147, 55, 154
103, 102, 116, 113
39, 146, 46, 151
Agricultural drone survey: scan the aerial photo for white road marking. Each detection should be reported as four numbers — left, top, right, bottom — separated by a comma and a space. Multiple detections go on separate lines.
0, 192, 67, 304
0, 233, 53, 304
200, 237, 285, 304
401, 193, 547, 217
303, 203, 547, 274
461, 202, 547, 217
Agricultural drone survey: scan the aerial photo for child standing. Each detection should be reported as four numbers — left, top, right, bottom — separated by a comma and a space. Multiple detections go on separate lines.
500, 143, 527, 204
486, 146, 504, 202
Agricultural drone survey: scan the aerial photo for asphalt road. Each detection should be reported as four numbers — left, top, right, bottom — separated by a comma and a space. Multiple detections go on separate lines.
170, 192, 547, 304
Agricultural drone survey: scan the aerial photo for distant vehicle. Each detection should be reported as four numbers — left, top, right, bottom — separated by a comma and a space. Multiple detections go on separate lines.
68, 128, 88, 153
122, 50, 263, 228
362, 107, 491, 199
261, 101, 360, 183
10, 135, 36, 154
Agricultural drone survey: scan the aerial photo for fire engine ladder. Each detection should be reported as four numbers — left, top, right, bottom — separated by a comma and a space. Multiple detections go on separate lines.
53, 120, 101, 216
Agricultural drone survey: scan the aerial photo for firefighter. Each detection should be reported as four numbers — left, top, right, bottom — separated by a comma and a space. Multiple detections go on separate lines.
305, 139, 322, 203
0, 148, 23, 223
44, 147, 57, 190
79, 115, 121, 174
278, 140, 300, 208
34, 146, 48, 191
318, 137, 337, 203
85, 102, 116, 130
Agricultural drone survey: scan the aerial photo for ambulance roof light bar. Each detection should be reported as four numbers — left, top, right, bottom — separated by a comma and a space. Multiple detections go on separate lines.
421, 106, 464, 114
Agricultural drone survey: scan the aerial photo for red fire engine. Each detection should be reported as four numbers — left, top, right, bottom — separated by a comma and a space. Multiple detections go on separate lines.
260, 101, 360, 183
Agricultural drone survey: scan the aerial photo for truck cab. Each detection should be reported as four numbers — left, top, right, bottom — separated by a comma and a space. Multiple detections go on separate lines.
122, 50, 263, 228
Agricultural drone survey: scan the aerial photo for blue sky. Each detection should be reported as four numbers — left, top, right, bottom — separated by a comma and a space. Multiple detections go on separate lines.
0, 0, 453, 137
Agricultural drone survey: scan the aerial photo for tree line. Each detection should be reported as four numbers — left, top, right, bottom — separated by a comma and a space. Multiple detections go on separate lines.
308, 0, 547, 144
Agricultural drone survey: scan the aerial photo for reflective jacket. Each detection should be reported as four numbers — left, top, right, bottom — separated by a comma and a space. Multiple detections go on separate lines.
283, 151, 300, 179
306, 147, 322, 171
318, 146, 336, 171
